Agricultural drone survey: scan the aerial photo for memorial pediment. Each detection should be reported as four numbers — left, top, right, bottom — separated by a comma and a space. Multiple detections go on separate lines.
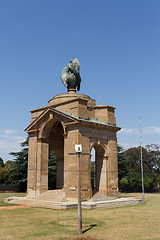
25, 106, 78, 133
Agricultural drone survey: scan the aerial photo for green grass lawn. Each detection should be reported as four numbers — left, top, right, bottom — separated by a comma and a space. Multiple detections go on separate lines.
0, 192, 26, 206
0, 192, 160, 240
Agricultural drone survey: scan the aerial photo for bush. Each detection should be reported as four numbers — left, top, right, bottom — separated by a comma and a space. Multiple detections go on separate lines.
119, 177, 130, 192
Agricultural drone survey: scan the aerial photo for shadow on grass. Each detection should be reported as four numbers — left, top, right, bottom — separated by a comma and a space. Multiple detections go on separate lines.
82, 224, 97, 234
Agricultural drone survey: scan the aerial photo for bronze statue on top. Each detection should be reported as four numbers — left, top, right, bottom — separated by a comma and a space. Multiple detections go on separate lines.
61, 58, 81, 92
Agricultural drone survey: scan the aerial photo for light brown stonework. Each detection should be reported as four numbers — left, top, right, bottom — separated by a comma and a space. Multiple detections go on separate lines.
25, 92, 120, 200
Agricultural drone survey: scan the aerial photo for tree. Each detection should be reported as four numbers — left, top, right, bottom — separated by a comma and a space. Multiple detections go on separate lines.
157, 175, 160, 192
9, 138, 28, 191
5, 160, 15, 169
91, 161, 95, 190
118, 145, 130, 180
125, 146, 156, 192
119, 177, 130, 192
118, 145, 160, 192
145, 144, 160, 172
9, 137, 57, 192
48, 151, 57, 190
0, 168, 10, 183
145, 144, 160, 191
0, 158, 14, 184
0, 157, 4, 168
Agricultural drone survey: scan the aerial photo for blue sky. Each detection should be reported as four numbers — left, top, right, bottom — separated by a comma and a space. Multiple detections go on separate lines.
0, 0, 160, 162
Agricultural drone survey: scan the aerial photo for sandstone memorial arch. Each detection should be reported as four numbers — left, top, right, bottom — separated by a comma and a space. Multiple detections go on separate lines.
25, 59, 120, 200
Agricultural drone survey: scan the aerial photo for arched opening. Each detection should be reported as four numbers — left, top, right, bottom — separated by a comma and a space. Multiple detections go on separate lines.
48, 121, 64, 190
91, 144, 106, 195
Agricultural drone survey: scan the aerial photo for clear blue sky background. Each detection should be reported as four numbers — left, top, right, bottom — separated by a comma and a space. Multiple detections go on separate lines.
0, 0, 160, 162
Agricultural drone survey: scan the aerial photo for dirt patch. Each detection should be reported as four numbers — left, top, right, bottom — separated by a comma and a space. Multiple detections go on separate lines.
72, 238, 98, 240
0, 205, 32, 210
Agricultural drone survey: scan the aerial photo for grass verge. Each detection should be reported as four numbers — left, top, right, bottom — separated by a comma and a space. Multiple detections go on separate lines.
0, 192, 26, 206
0, 193, 160, 240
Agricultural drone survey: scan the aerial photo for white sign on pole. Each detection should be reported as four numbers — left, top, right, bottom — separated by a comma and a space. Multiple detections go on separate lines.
75, 144, 82, 153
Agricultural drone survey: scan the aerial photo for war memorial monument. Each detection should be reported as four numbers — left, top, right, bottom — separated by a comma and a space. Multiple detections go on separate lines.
5, 59, 140, 209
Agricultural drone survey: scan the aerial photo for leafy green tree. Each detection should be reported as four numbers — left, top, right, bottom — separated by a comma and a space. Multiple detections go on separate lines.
48, 151, 57, 190
0, 157, 4, 168
143, 176, 154, 191
91, 161, 95, 190
118, 145, 130, 181
0, 168, 10, 183
145, 144, 160, 172
125, 147, 150, 172
5, 160, 15, 169
157, 175, 160, 185
157, 175, 160, 192
124, 147, 147, 192
0, 158, 13, 184
118, 145, 160, 192
9, 138, 28, 191
145, 144, 160, 191
119, 177, 129, 192
9, 137, 57, 191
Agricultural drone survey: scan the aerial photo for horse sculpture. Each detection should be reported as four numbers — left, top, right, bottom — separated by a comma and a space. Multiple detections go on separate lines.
60, 58, 81, 92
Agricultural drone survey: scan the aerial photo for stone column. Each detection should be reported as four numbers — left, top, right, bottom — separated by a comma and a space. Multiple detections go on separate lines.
63, 129, 92, 200
56, 152, 64, 189
27, 133, 38, 197
63, 129, 78, 199
107, 136, 119, 196
36, 139, 49, 196
80, 134, 92, 200
27, 135, 49, 198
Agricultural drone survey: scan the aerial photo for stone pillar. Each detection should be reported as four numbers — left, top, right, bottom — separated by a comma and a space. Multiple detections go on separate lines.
36, 139, 49, 196
63, 129, 92, 200
63, 129, 78, 199
56, 154, 64, 189
27, 133, 38, 197
107, 136, 119, 196
80, 134, 92, 200
27, 135, 49, 198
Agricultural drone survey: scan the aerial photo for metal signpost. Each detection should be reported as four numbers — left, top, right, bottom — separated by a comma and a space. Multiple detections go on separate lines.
140, 117, 145, 203
69, 144, 89, 234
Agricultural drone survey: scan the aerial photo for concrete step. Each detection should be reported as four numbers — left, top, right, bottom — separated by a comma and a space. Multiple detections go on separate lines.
33, 190, 67, 202
89, 191, 115, 202
4, 196, 141, 210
